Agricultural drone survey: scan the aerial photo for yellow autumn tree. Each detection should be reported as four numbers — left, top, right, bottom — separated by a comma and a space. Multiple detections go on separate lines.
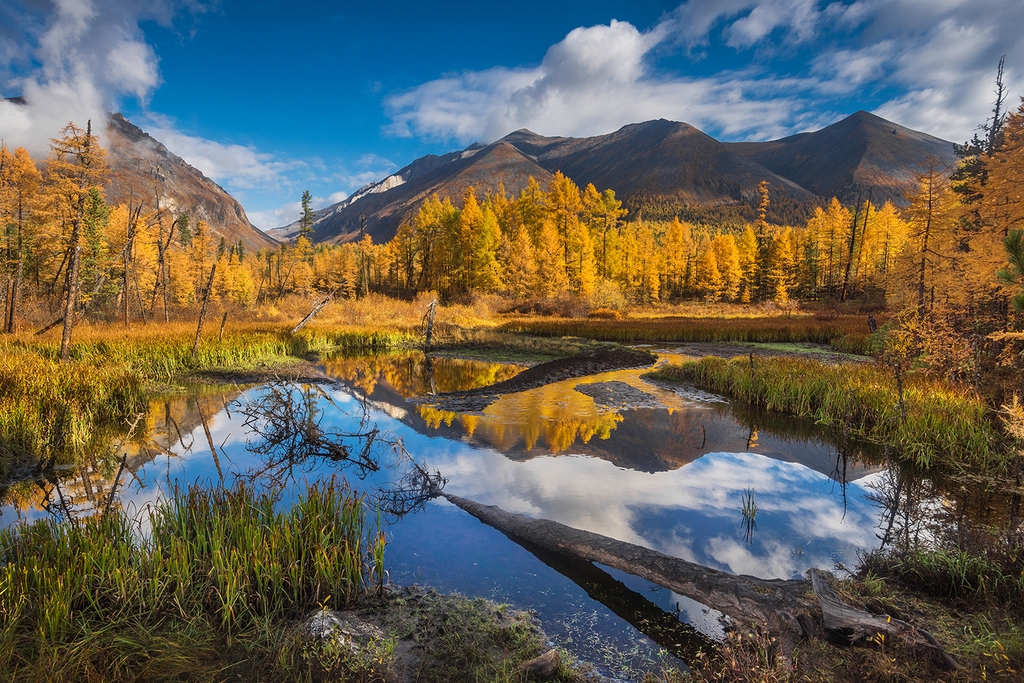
711, 233, 743, 301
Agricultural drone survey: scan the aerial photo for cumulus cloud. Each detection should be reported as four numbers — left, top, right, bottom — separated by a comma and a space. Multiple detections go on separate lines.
0, 0, 211, 157
141, 116, 304, 190
385, 0, 1024, 144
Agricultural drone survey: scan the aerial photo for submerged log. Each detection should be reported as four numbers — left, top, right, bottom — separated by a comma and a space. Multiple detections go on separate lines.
437, 489, 959, 668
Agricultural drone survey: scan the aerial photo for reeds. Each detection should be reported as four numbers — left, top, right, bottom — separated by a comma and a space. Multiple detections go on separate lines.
0, 479, 384, 680
651, 357, 1000, 471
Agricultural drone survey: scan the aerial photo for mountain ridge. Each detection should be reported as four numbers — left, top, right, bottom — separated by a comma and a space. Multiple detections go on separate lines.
105, 114, 276, 252
289, 111, 955, 245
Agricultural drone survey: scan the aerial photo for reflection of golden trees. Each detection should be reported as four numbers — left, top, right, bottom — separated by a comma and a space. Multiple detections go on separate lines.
322, 352, 522, 398
2, 390, 239, 517
415, 378, 625, 454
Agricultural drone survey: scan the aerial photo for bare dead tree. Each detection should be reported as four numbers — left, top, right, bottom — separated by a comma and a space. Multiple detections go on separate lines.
191, 261, 217, 359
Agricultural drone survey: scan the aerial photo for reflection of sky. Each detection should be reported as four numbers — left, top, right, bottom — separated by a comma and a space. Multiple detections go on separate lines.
102, 381, 883, 580
1, 376, 888, 676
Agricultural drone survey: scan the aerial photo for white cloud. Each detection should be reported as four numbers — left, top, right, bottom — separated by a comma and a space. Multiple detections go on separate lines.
141, 116, 304, 190
385, 0, 1024, 145
247, 191, 351, 231
0, 0, 209, 157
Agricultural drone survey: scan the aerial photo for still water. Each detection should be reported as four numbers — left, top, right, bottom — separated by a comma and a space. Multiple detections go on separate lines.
1, 349, 893, 678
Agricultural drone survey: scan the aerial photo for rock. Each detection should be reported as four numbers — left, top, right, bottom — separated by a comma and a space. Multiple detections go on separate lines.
573, 380, 665, 410
519, 649, 561, 680
302, 609, 386, 654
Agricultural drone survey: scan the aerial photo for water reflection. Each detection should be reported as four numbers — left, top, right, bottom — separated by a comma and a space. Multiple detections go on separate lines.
6, 349, 1012, 678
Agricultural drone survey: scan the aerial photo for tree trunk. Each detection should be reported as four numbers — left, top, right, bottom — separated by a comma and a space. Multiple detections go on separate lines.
435, 490, 808, 639
4, 209, 24, 334
191, 262, 217, 359
435, 489, 958, 668
59, 244, 82, 362
291, 294, 332, 334
840, 194, 862, 302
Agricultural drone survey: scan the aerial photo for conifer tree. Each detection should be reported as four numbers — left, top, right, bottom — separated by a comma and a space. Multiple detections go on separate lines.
767, 227, 797, 305
663, 218, 694, 299
712, 233, 742, 301
2, 146, 41, 333
47, 121, 107, 360
299, 190, 316, 241
502, 223, 537, 300
895, 158, 956, 319
737, 225, 758, 303
534, 218, 569, 297
694, 235, 723, 301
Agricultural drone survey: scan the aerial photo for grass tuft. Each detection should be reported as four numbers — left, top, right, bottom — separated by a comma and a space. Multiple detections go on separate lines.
0, 478, 382, 682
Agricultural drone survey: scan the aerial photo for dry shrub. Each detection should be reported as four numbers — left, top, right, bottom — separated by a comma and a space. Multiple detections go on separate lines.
681, 628, 791, 683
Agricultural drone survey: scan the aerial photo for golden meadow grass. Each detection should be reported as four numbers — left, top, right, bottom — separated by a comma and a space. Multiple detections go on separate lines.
0, 479, 385, 682
498, 313, 871, 349
650, 357, 1001, 471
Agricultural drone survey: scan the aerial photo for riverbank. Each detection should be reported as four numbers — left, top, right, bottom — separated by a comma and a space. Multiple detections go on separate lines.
0, 480, 592, 683
647, 355, 1002, 473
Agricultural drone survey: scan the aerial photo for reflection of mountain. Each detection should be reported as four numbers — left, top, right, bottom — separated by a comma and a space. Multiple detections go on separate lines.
324, 353, 882, 482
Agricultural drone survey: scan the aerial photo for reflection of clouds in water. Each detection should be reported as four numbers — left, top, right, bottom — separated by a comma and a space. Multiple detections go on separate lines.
6, 380, 880, 586
672, 593, 727, 641
705, 536, 803, 579
433, 449, 879, 579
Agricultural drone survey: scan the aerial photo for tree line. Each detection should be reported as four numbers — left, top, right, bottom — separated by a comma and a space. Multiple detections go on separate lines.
2, 110, 1023, 351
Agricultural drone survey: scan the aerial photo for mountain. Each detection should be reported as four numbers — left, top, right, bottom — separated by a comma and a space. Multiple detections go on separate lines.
270, 141, 554, 244
105, 114, 276, 251
289, 111, 953, 244
291, 119, 820, 244
725, 110, 957, 205
503, 120, 815, 205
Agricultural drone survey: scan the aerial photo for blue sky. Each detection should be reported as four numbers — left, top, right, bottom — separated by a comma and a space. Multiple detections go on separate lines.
1, 0, 1022, 230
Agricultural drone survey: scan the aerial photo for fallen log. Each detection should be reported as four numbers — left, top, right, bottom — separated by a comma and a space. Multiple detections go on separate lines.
435, 488, 959, 668
292, 293, 333, 335
435, 489, 809, 642
811, 570, 958, 669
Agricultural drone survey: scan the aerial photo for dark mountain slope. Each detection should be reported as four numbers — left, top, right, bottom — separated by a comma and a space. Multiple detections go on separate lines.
520, 119, 815, 206
726, 110, 956, 205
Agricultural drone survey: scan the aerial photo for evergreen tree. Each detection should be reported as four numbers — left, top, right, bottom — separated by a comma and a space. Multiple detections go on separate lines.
299, 189, 316, 240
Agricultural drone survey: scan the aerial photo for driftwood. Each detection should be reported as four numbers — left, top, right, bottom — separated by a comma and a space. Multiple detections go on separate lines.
437, 490, 958, 668
811, 570, 958, 669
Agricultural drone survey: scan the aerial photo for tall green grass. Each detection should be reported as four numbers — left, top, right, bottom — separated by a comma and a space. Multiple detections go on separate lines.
650, 357, 1001, 471
0, 479, 386, 681
0, 324, 415, 477
500, 315, 868, 345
